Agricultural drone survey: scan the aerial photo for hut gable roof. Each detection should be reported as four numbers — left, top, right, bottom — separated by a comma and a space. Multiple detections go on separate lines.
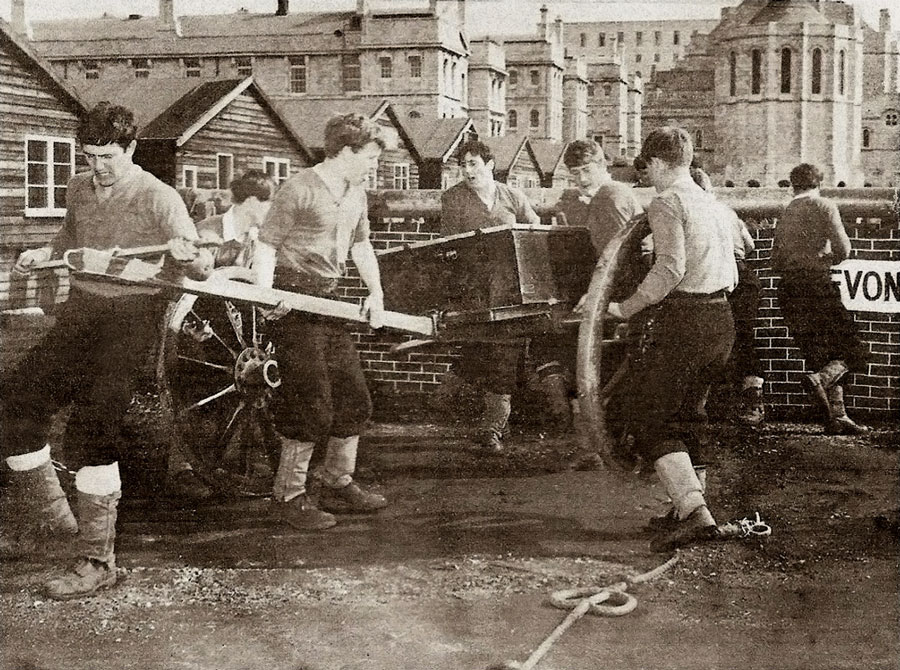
398, 117, 474, 162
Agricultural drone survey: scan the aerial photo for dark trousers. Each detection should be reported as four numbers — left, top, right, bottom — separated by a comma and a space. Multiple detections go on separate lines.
455, 341, 525, 395
0, 288, 166, 466
608, 298, 735, 463
728, 261, 764, 381
777, 269, 870, 373
269, 313, 372, 442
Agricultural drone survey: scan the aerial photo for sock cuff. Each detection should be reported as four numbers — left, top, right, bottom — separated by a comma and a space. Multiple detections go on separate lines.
75, 462, 121, 496
5, 444, 51, 471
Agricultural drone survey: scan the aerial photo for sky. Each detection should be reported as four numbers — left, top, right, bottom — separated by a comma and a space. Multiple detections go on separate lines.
2, 0, 898, 34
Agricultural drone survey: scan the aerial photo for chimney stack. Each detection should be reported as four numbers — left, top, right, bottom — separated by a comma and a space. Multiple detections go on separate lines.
457, 0, 466, 28
276, 0, 289, 16
539, 4, 549, 41
11, 0, 32, 39
880, 9, 891, 34
159, 0, 181, 35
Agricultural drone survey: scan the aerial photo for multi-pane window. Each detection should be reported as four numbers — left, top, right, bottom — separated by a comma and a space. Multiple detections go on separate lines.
780, 48, 792, 94
82, 60, 99, 79
508, 110, 517, 129
182, 165, 198, 189
217, 153, 234, 190
264, 157, 290, 184
751, 49, 762, 95
529, 109, 540, 128
508, 69, 518, 86
598, 33, 605, 47
508, 175, 519, 188
617, 31, 625, 45
235, 56, 252, 77
408, 55, 422, 78
366, 166, 378, 190
886, 112, 899, 126
729, 52, 737, 97
342, 54, 361, 92
183, 57, 201, 78
635, 32, 643, 46
530, 69, 539, 86
811, 48, 822, 95
288, 56, 307, 93
132, 58, 150, 78
25, 136, 74, 216
379, 56, 393, 79
392, 163, 410, 190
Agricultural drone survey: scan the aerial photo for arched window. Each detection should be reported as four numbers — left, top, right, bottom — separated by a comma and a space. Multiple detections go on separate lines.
508, 110, 517, 129
729, 52, 737, 97
751, 49, 762, 95
838, 50, 846, 96
530, 109, 540, 128
862, 128, 870, 147
780, 48, 791, 93
811, 48, 822, 94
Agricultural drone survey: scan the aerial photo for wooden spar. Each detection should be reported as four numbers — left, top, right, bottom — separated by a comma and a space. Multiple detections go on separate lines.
25, 241, 220, 272
367, 187, 900, 222
63, 250, 435, 337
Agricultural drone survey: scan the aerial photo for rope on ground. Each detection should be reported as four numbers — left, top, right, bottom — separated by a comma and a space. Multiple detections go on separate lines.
486, 555, 679, 670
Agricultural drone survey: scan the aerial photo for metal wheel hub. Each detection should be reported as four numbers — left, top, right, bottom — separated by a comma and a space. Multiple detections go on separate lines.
234, 347, 281, 397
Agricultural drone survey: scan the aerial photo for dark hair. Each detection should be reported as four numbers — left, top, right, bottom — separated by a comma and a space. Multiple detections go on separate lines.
632, 155, 647, 171
563, 140, 606, 169
323, 113, 386, 158
836, 181, 846, 187
77, 101, 137, 149
458, 139, 493, 165
747, 179, 761, 187
724, 179, 735, 188
230, 169, 275, 204
638, 126, 693, 168
777, 179, 791, 188
789, 163, 823, 191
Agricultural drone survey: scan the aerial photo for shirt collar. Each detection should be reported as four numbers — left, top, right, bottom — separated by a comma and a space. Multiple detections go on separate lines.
791, 188, 819, 201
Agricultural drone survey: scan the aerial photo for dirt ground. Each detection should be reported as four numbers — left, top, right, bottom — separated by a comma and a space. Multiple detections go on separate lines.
1, 402, 898, 670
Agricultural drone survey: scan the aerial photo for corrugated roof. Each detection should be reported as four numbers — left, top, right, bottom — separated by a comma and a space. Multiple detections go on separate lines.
398, 116, 474, 161
749, 1, 828, 25
529, 138, 568, 176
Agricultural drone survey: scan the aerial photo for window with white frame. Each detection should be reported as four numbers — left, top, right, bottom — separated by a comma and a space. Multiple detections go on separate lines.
217, 153, 234, 189
82, 60, 99, 79
235, 56, 252, 77
408, 55, 422, 78
182, 165, 198, 189
342, 54, 361, 92
288, 56, 307, 93
392, 163, 410, 189
263, 157, 290, 184
183, 57, 201, 78
132, 58, 151, 78
25, 136, 74, 217
379, 56, 393, 79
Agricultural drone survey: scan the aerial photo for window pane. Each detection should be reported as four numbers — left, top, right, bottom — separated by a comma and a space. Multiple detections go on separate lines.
27, 141, 46, 162
28, 187, 47, 209
278, 162, 288, 179
54, 164, 71, 186
28, 162, 47, 185
55, 187, 67, 208
53, 141, 70, 163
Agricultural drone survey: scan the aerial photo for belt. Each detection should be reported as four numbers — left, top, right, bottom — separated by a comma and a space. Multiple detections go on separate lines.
667, 289, 729, 303
274, 268, 340, 297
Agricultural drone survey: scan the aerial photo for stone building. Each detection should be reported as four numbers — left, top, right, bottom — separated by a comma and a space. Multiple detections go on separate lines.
562, 55, 589, 141
585, 60, 642, 160
861, 9, 900, 186
565, 18, 719, 80
503, 6, 566, 141
19, 0, 472, 122
467, 37, 507, 138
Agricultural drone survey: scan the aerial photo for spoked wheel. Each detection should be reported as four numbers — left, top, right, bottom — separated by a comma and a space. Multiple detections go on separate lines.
576, 217, 652, 469
158, 266, 282, 497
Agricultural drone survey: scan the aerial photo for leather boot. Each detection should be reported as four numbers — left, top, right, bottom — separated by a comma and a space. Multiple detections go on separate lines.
271, 438, 335, 531
480, 392, 511, 453
825, 385, 869, 435
45, 489, 120, 600
1, 455, 77, 558
317, 436, 387, 513
802, 360, 848, 423
647, 465, 707, 531
736, 376, 766, 426
650, 451, 717, 552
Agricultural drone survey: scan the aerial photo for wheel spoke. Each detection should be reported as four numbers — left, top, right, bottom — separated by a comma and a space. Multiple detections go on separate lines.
189, 309, 238, 359
185, 383, 237, 411
176, 355, 232, 373
225, 301, 247, 349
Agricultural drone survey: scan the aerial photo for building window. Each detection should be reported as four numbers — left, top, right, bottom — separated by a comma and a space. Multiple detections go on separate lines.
780, 48, 792, 94
529, 109, 540, 128
862, 128, 870, 147
886, 111, 899, 126
673, 31, 680, 45
366, 167, 378, 190
509, 69, 518, 87
653, 53, 660, 63
617, 31, 624, 45
216, 153, 234, 190
508, 175, 519, 188
729, 52, 737, 97
408, 55, 422, 78
603, 83, 612, 96
598, 33, 605, 47
235, 56, 252, 77
82, 60, 99, 79
508, 109, 517, 129
635, 54, 642, 63
580, 33, 586, 47
264, 157, 290, 185
379, 56, 393, 79
132, 58, 150, 78
811, 48, 822, 95
25, 136, 74, 217
183, 57, 201, 78
635, 31, 643, 46
289, 56, 307, 93
654, 30, 661, 46
587, 84, 595, 97
182, 165, 198, 189
530, 69, 540, 86
751, 49, 762, 95
342, 54, 361, 92
392, 163, 410, 189
838, 50, 845, 96
695, 129, 703, 149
